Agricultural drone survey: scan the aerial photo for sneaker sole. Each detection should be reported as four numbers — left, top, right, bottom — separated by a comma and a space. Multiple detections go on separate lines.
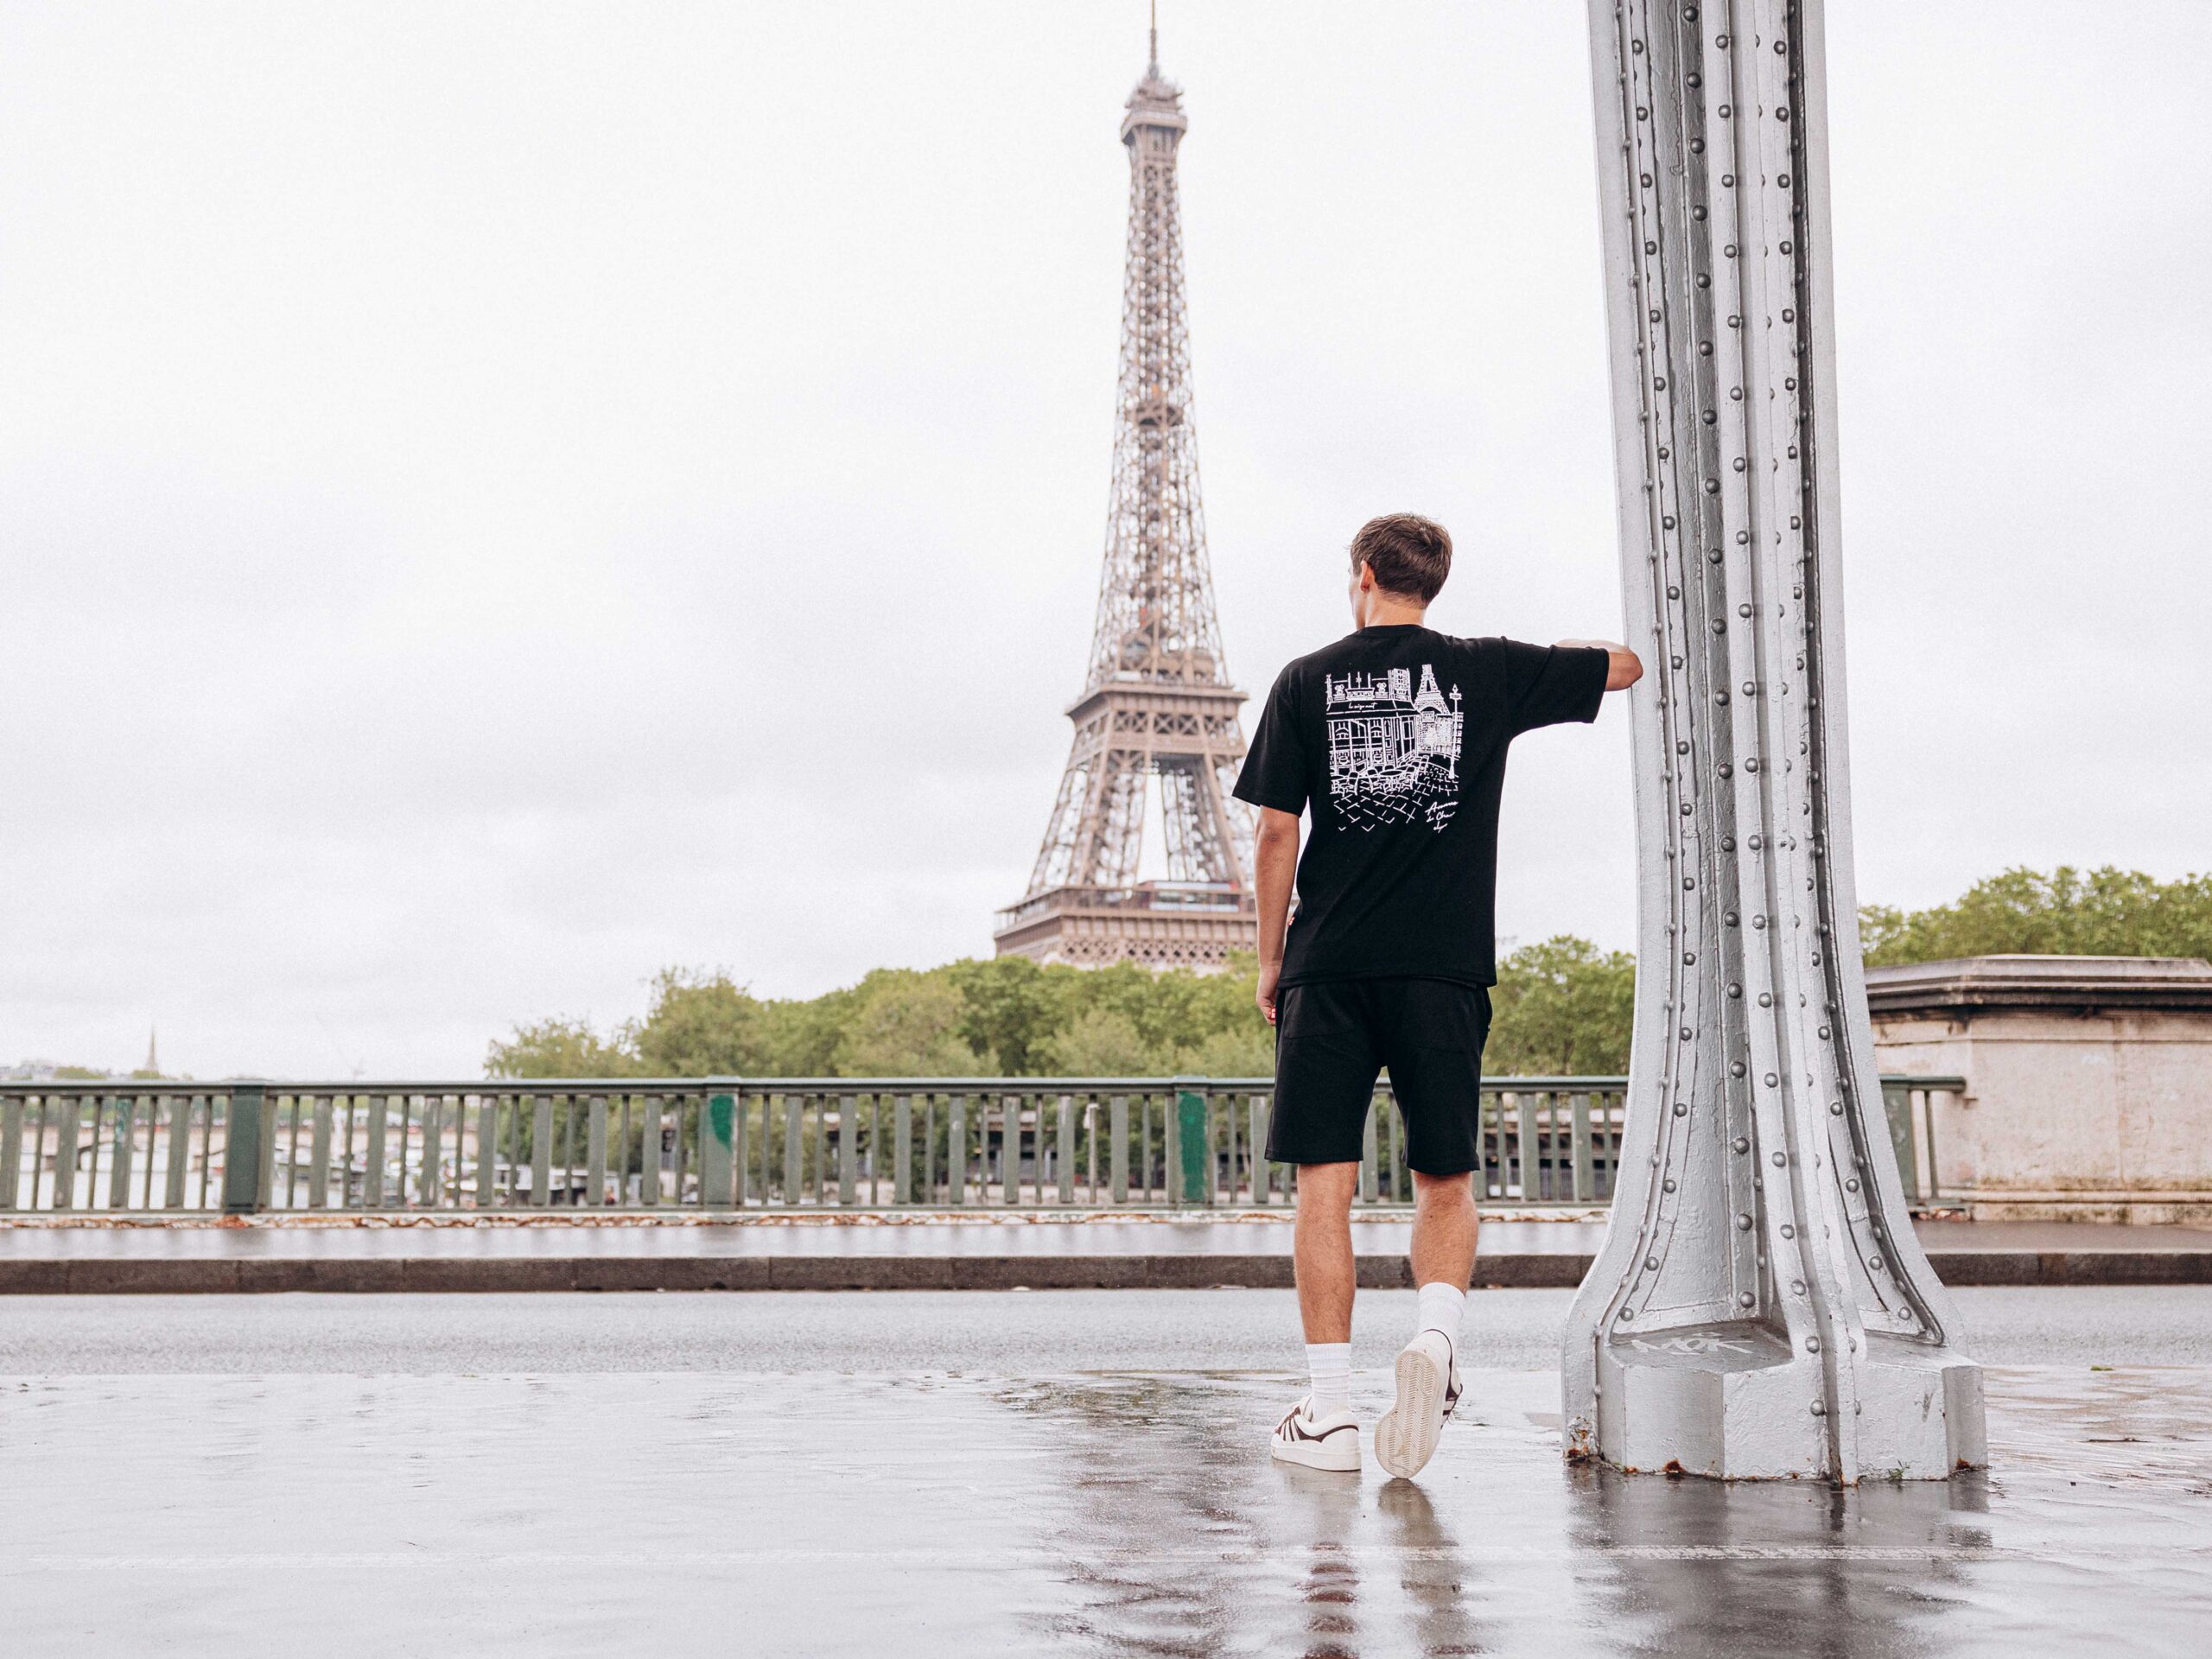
1270, 1435, 1361, 1473
1376, 1345, 1447, 1478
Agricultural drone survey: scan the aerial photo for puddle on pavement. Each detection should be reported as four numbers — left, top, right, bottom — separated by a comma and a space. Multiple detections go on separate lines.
0, 1366, 2205, 1656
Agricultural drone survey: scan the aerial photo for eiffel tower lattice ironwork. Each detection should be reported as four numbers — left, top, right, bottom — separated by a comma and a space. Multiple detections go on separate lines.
994, 29, 1255, 970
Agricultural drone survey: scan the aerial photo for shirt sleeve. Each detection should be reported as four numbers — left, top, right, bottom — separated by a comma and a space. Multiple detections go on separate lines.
1500, 640, 1611, 734
1232, 667, 1310, 815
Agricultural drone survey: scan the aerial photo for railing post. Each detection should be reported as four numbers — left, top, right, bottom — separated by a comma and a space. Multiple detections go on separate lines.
3, 1096, 27, 1211
108, 1094, 139, 1210
1516, 1091, 1541, 1205
1164, 1090, 1183, 1205
1056, 1094, 1075, 1205
1385, 1091, 1404, 1203
532, 1095, 556, 1207
836, 1092, 859, 1206
1570, 1092, 1593, 1203
222, 1084, 266, 1215
1923, 1089, 1945, 1205
702, 1087, 738, 1209
586, 1095, 608, 1205
255, 1092, 278, 1211
308, 1095, 334, 1210
1250, 1096, 1269, 1205
1173, 1083, 1210, 1209
365, 1094, 388, 1208
471, 1096, 494, 1209
418, 1096, 444, 1208
948, 1095, 968, 1207
634, 1095, 658, 1206
893, 1095, 913, 1205
1220, 1087, 1237, 1202
1358, 1096, 1378, 1205
1882, 1079, 1918, 1205
163, 1094, 190, 1210
1109, 1096, 1128, 1204
1003, 1096, 1022, 1207
734, 1090, 751, 1206
52, 1095, 83, 1211
783, 1095, 804, 1205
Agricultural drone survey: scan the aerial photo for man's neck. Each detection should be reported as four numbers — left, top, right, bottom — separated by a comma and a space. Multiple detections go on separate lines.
1354, 597, 1427, 630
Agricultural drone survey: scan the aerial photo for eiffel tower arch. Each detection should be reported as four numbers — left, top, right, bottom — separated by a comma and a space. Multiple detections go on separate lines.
995, 26, 1255, 971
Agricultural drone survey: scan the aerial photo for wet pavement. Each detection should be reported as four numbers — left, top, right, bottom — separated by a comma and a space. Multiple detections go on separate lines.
10, 1285, 2212, 1372
3, 1294, 2210, 1656
3, 1216, 2203, 1292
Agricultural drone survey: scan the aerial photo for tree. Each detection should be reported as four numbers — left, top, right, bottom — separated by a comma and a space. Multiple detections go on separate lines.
946, 955, 1066, 1074
632, 970, 775, 1076
1859, 867, 2212, 965
1486, 936, 1637, 1076
1032, 1007, 1162, 1077
485, 1016, 641, 1079
832, 971, 992, 1077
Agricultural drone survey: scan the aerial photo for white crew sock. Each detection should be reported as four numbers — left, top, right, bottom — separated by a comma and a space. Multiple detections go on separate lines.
1305, 1342, 1352, 1420
1416, 1281, 1466, 1352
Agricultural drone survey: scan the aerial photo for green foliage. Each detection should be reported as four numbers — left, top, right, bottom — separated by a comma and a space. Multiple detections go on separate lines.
831, 970, 992, 1077
1859, 866, 2212, 966
487, 941, 1642, 1082
484, 1016, 643, 1079
1485, 936, 1637, 1075
1032, 1007, 1157, 1076
632, 970, 775, 1076
467, 868, 2212, 1084
487, 950, 1281, 1081
944, 955, 1064, 1074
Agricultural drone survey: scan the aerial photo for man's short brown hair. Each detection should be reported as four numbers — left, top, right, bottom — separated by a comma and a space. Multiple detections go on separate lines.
1350, 513, 1452, 604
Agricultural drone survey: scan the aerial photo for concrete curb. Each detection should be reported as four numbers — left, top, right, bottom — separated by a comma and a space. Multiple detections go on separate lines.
0, 1249, 2204, 1294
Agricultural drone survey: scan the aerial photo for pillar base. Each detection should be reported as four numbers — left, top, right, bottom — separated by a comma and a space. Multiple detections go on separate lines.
1575, 1319, 1984, 1482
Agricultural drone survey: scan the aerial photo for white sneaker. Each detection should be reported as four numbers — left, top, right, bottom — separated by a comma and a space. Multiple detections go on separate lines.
1375, 1329, 1462, 1478
1269, 1395, 1361, 1472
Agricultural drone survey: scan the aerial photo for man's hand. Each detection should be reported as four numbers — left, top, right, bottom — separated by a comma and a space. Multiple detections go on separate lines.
1556, 638, 1645, 692
1256, 958, 1282, 1027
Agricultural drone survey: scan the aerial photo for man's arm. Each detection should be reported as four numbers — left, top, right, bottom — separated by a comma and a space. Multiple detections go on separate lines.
1555, 638, 1645, 692
1253, 806, 1300, 1027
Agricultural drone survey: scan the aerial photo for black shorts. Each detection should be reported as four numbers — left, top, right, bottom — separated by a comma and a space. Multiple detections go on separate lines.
1268, 977, 1492, 1176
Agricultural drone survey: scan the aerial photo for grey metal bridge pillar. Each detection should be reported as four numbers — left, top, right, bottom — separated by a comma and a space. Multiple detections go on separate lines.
1562, 0, 1985, 1480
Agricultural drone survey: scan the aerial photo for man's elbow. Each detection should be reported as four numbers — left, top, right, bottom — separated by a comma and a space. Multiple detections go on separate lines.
1607, 648, 1644, 692
1255, 808, 1302, 852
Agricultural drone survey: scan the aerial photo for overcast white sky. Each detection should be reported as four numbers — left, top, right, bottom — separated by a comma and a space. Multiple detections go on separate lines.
3, 2, 2205, 1079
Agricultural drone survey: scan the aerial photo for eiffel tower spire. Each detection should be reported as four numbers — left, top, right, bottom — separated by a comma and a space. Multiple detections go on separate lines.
995, 29, 1255, 970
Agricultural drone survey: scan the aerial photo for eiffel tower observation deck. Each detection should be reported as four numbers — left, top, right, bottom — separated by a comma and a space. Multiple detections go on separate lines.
995, 24, 1256, 971
995, 22, 1256, 973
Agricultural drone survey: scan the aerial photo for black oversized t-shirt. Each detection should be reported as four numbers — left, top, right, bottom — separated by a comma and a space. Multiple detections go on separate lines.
1232, 626, 1609, 988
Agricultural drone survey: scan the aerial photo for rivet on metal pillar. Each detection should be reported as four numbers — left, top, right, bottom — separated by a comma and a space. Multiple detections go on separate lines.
1562, 0, 1985, 1482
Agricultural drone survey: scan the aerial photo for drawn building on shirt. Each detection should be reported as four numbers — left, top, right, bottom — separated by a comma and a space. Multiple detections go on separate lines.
1324, 664, 1465, 831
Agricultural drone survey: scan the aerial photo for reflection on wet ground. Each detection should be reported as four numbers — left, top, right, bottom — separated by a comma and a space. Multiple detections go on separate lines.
2, 1366, 2206, 1656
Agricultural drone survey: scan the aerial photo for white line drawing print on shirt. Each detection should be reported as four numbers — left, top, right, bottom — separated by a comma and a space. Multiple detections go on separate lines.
1324, 664, 1465, 832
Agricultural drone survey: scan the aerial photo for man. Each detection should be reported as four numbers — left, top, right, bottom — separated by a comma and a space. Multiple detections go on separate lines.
1232, 513, 1641, 1478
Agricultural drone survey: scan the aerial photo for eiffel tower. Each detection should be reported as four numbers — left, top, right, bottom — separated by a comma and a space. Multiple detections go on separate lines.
994, 22, 1255, 970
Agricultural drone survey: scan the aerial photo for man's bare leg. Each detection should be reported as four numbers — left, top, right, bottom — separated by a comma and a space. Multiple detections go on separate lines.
1376, 1169, 1478, 1479
1269, 1161, 1364, 1469
1293, 1161, 1360, 1343
1409, 1169, 1478, 1292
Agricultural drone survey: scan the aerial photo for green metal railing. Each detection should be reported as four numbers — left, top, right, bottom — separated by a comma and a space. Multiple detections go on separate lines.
0, 1075, 1962, 1216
